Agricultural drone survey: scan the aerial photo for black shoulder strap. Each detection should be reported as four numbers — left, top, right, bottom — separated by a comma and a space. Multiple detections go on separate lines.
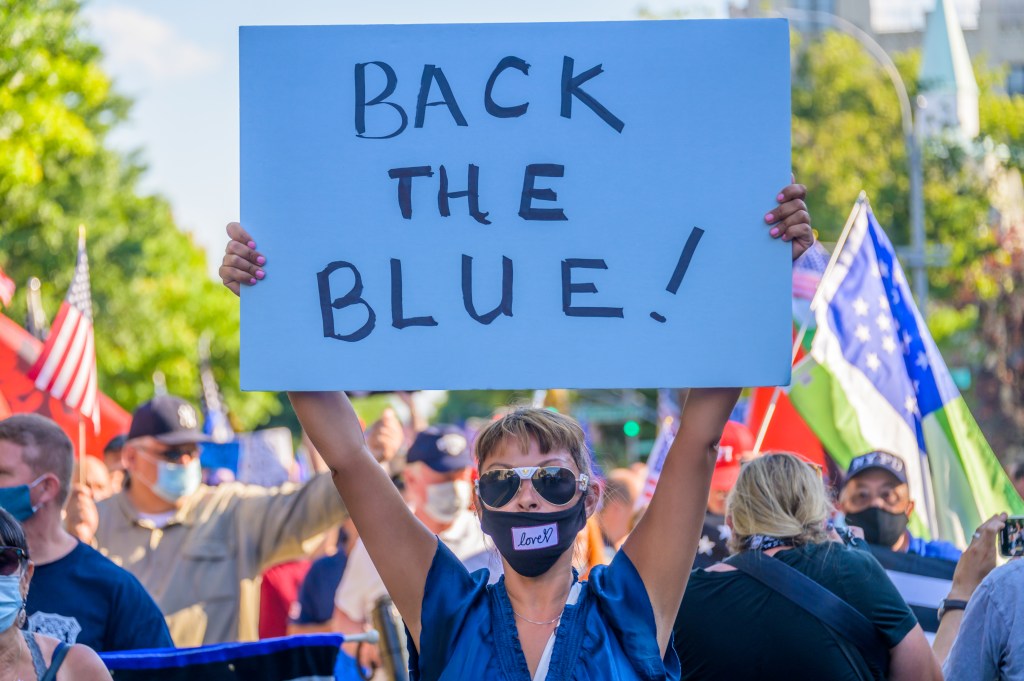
728, 551, 890, 674
40, 641, 71, 681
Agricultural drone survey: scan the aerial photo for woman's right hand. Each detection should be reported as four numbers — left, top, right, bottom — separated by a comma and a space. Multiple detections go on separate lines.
219, 222, 266, 296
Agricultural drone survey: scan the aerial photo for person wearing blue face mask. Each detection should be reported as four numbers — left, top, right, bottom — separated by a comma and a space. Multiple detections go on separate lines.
0, 506, 112, 679
0, 414, 171, 654
77, 395, 349, 647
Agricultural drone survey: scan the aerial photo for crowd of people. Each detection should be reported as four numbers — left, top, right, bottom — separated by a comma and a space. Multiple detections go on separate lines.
0, 182, 1021, 679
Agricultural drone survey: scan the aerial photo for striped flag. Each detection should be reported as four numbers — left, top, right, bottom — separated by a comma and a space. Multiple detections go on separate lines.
788, 199, 1024, 545
0, 267, 14, 307
26, 231, 100, 432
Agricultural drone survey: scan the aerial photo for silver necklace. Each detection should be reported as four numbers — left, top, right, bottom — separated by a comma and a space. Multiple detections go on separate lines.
512, 607, 564, 626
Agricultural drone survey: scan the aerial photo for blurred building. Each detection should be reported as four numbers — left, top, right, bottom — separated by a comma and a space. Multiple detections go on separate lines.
736, 0, 1024, 96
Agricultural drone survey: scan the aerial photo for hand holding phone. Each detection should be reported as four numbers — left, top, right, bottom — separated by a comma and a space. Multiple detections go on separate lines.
999, 516, 1024, 558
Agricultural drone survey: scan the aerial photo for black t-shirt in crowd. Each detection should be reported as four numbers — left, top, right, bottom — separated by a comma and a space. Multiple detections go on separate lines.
673, 542, 917, 681
25, 541, 173, 652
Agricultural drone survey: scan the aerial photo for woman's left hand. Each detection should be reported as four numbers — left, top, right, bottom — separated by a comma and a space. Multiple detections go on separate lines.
765, 182, 813, 261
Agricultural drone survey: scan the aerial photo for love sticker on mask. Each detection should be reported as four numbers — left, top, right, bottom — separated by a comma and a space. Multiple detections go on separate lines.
512, 523, 559, 551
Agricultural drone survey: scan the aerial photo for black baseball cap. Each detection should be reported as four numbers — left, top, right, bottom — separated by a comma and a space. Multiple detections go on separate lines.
406, 425, 473, 473
846, 450, 908, 485
128, 396, 211, 446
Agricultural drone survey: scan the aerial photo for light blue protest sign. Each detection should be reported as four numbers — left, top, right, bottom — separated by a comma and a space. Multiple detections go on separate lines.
240, 20, 792, 390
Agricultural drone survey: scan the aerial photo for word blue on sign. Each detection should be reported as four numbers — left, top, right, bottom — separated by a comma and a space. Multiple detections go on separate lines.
240, 20, 792, 391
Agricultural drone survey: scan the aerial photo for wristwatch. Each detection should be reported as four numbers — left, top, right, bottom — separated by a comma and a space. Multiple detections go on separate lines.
937, 598, 969, 620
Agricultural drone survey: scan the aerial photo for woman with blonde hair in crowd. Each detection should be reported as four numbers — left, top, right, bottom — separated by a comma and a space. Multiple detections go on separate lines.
673, 452, 941, 681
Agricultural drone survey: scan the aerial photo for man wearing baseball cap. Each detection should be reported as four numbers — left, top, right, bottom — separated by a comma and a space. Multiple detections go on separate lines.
80, 395, 347, 646
332, 425, 497, 672
839, 450, 960, 562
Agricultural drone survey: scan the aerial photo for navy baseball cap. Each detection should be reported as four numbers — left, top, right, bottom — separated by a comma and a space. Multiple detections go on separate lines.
128, 396, 212, 446
406, 425, 473, 473
846, 451, 908, 485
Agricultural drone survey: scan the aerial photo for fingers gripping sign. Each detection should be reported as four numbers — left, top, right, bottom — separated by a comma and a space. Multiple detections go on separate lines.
764, 182, 814, 261
220, 222, 266, 296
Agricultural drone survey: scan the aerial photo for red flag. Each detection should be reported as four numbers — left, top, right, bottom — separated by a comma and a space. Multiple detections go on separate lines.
26, 231, 100, 432
0, 267, 14, 307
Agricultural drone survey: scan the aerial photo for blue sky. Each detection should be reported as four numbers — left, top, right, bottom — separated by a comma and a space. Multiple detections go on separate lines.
80, 0, 978, 275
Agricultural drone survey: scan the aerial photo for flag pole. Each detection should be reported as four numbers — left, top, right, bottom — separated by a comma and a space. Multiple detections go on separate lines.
78, 417, 86, 484
78, 224, 88, 485
752, 192, 868, 456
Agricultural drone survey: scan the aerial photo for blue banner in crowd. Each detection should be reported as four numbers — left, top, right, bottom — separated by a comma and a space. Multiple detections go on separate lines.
101, 634, 360, 681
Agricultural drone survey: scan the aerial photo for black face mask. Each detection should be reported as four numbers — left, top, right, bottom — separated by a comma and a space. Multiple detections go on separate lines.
479, 494, 588, 578
845, 507, 909, 547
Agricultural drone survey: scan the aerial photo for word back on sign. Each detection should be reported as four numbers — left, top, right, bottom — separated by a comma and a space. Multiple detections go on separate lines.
240, 20, 792, 391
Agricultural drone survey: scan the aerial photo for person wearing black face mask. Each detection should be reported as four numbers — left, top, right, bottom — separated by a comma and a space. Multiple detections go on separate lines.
221, 181, 816, 680
839, 451, 961, 563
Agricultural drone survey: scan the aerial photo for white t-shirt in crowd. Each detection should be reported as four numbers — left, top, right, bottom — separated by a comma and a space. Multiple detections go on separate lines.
335, 509, 501, 623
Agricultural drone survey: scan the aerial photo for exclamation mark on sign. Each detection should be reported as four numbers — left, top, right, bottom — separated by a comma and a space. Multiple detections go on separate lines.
650, 226, 705, 323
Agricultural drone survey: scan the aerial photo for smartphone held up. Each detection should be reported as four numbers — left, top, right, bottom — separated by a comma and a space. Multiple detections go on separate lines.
999, 516, 1024, 558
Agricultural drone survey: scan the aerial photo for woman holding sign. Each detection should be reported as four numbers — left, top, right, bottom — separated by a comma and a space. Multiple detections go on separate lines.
220, 183, 813, 680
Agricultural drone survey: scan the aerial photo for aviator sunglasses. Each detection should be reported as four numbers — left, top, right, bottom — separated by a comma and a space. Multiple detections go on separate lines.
0, 547, 28, 577
475, 466, 589, 509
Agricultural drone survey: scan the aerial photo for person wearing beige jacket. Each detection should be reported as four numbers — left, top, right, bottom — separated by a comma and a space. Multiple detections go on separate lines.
72, 395, 347, 647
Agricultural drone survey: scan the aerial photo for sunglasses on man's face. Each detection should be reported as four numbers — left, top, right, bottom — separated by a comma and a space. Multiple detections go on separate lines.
475, 466, 588, 509
0, 547, 27, 577
138, 444, 199, 464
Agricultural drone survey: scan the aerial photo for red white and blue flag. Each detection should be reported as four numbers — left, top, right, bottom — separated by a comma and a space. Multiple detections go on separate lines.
26, 231, 100, 432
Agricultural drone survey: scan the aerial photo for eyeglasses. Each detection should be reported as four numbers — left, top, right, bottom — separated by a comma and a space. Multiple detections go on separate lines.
137, 444, 199, 464
475, 466, 588, 509
0, 547, 27, 577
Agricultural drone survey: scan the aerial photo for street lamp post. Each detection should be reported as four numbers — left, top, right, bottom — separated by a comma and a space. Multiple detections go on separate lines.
778, 9, 929, 313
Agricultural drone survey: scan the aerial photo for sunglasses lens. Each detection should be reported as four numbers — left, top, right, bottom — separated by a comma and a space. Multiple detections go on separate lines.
164, 447, 198, 463
0, 548, 23, 577
478, 470, 520, 508
533, 467, 578, 506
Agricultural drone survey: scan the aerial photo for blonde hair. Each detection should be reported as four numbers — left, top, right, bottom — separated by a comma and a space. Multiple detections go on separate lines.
474, 408, 593, 480
727, 452, 831, 553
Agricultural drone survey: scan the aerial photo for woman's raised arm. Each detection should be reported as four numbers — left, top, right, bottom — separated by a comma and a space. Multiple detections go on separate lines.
621, 183, 813, 656
220, 223, 438, 648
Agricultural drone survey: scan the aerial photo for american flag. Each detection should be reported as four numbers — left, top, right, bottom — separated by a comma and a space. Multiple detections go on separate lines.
26, 231, 100, 431
0, 266, 14, 307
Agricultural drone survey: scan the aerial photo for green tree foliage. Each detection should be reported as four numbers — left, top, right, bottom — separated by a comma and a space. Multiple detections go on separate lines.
0, 0, 278, 427
790, 31, 1014, 336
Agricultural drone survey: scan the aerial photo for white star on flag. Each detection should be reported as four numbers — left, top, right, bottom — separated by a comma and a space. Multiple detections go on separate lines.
717, 524, 732, 541
876, 314, 892, 331
866, 353, 881, 371
855, 325, 871, 342
902, 331, 913, 352
878, 295, 889, 308
893, 268, 905, 285
891, 288, 902, 305
697, 535, 715, 556
915, 351, 929, 369
882, 336, 897, 354
853, 298, 869, 316
879, 261, 890, 278
904, 395, 918, 414
870, 262, 882, 278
